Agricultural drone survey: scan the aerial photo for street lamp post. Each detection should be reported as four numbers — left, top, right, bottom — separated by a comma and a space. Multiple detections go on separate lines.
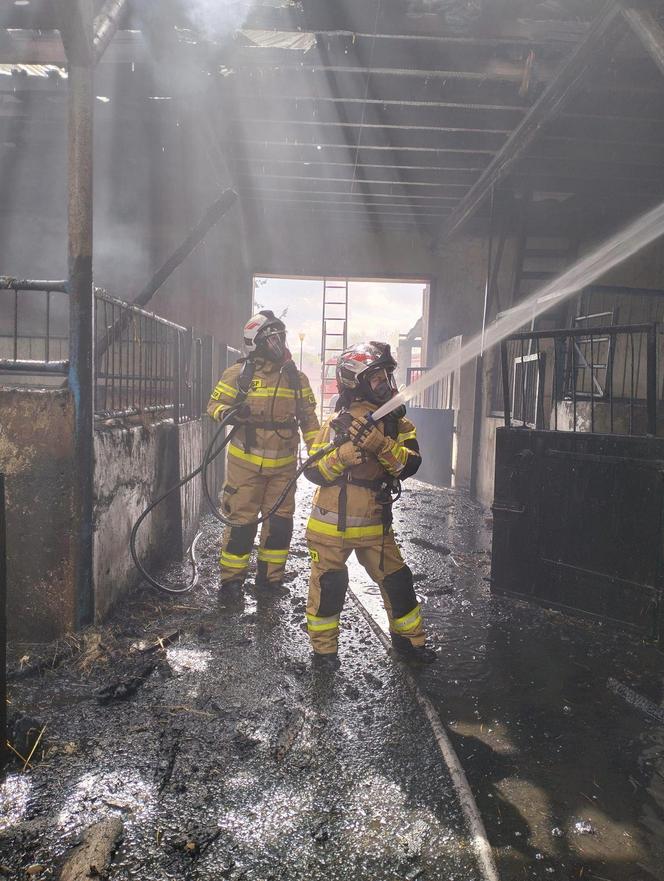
298, 332, 305, 371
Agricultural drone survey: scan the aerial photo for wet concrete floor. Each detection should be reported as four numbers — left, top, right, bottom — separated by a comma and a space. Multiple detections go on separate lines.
3, 479, 664, 881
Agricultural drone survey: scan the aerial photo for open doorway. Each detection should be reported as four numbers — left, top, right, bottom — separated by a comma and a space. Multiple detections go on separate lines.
252, 275, 428, 419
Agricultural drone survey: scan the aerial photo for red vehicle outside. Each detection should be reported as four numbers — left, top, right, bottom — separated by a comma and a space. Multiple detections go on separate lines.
320, 357, 339, 416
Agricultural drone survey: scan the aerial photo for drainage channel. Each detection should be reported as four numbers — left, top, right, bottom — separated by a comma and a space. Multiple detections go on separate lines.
348, 585, 501, 881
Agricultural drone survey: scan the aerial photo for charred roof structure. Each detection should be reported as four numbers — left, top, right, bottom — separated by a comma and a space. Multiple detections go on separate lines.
2, 0, 664, 249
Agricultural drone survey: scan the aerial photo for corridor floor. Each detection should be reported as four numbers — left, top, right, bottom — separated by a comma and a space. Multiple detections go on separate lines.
2, 480, 664, 881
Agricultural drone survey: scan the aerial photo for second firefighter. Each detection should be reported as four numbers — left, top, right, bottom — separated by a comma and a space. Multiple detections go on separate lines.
207, 310, 320, 594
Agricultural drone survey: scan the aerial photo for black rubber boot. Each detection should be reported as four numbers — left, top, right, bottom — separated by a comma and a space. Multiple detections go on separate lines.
219, 579, 244, 598
311, 652, 341, 671
390, 633, 437, 664
255, 579, 289, 596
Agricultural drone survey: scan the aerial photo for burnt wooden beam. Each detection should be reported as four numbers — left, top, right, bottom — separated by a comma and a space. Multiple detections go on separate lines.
240, 4, 592, 44
239, 185, 460, 205
434, 0, 627, 247
241, 192, 452, 217
239, 25, 588, 51
236, 175, 470, 197
224, 102, 522, 131
622, 6, 664, 77
93, 0, 129, 65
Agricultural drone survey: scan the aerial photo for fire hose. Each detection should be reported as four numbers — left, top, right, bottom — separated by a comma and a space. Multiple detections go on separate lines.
130, 404, 338, 595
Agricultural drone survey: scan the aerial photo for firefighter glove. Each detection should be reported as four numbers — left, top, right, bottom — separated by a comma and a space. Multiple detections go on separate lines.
337, 441, 365, 467
349, 417, 389, 455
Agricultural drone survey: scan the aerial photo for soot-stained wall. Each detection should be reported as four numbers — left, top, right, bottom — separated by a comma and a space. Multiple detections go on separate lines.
93, 419, 203, 622
0, 388, 77, 641
0, 396, 204, 640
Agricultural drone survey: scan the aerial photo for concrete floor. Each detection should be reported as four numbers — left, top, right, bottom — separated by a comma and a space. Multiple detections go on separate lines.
2, 479, 664, 881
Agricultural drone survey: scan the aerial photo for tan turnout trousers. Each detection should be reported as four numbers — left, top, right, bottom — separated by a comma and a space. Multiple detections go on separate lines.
306, 534, 425, 654
220, 462, 296, 584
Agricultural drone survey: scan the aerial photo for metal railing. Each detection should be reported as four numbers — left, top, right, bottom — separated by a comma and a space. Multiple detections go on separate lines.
500, 323, 659, 435
96, 289, 184, 420
0, 278, 214, 425
406, 366, 453, 410
0, 278, 69, 374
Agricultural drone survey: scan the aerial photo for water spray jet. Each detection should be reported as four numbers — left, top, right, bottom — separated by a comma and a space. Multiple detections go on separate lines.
372, 199, 664, 421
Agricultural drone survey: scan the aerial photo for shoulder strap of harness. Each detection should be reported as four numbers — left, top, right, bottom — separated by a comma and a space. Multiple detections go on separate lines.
281, 359, 305, 421
236, 358, 255, 402
236, 359, 256, 452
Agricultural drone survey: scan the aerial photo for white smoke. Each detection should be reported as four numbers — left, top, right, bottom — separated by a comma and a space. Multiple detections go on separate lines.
185, 0, 251, 38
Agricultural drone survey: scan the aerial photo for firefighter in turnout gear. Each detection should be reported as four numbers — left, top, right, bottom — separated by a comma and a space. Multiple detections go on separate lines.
304, 342, 437, 669
207, 311, 320, 593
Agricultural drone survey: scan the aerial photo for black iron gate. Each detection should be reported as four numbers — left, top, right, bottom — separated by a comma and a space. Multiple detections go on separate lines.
491, 429, 664, 639
491, 322, 664, 641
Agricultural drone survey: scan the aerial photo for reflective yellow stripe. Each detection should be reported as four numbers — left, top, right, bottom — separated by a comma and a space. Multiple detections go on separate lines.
318, 460, 334, 482
304, 430, 318, 442
397, 430, 417, 443
307, 518, 384, 540
211, 404, 225, 421
306, 612, 340, 632
392, 604, 422, 633
324, 450, 344, 473
318, 456, 343, 482
310, 442, 330, 453
220, 551, 251, 569
394, 444, 410, 466
257, 547, 288, 563
228, 444, 297, 468
216, 381, 238, 399
378, 446, 406, 474
248, 387, 296, 399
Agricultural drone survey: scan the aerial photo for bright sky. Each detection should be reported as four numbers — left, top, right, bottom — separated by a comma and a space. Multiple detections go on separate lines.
253, 277, 425, 393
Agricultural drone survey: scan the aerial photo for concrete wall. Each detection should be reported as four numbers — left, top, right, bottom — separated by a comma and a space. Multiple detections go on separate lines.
93, 418, 203, 622
0, 388, 77, 641
0, 394, 204, 639
178, 420, 203, 555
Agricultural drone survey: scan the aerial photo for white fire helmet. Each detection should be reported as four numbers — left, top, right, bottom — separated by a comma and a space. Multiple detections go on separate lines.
336, 341, 398, 404
243, 310, 287, 360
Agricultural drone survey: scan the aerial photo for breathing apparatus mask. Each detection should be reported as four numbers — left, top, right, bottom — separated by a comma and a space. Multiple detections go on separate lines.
363, 365, 398, 406
258, 325, 287, 362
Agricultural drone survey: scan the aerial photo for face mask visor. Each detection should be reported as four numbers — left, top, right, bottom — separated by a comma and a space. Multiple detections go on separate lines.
365, 366, 397, 404
260, 328, 287, 361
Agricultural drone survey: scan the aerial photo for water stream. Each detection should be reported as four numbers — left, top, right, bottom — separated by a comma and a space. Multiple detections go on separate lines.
373, 199, 664, 420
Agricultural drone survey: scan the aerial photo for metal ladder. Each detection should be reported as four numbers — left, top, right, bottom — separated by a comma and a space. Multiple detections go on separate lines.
320, 278, 348, 420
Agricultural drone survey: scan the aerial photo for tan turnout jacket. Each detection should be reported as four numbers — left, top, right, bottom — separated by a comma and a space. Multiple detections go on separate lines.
304, 400, 420, 547
207, 357, 319, 473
